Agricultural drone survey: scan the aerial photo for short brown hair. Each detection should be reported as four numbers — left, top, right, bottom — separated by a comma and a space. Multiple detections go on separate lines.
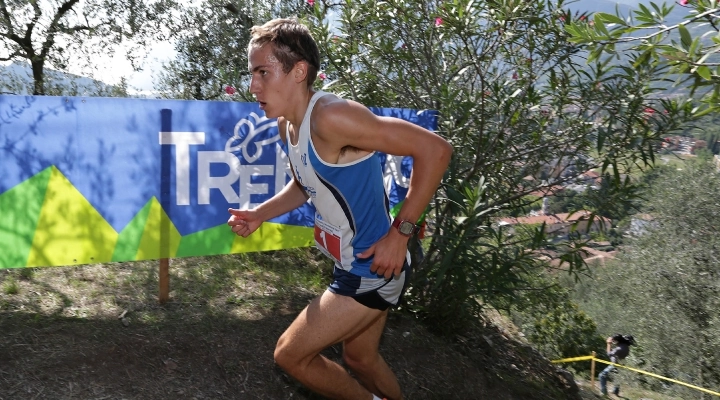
249, 18, 321, 88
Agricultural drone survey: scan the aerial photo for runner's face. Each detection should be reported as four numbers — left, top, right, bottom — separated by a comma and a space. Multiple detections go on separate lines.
248, 44, 293, 119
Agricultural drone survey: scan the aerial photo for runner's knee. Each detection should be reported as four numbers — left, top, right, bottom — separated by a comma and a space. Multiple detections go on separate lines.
343, 349, 377, 374
273, 336, 298, 373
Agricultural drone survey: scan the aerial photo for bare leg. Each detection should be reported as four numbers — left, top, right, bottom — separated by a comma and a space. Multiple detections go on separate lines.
343, 311, 402, 400
273, 290, 387, 400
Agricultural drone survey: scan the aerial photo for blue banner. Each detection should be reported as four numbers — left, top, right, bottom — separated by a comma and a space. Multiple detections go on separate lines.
0, 95, 437, 268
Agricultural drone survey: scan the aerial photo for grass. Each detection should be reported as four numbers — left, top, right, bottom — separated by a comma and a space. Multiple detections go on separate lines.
2, 278, 18, 295
657, 152, 695, 169
0, 248, 330, 325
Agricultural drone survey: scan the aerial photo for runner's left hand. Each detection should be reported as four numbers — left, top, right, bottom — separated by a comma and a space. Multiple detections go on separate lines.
356, 232, 408, 279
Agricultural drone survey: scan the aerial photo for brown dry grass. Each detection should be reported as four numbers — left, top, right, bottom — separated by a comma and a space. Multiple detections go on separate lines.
1, 249, 586, 400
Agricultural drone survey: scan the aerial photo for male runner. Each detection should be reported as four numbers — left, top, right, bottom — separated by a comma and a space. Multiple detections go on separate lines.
228, 17, 452, 400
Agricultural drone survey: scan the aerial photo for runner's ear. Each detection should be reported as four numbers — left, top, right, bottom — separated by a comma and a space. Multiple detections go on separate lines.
293, 61, 308, 83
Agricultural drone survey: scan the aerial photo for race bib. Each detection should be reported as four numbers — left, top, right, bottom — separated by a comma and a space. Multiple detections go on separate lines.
314, 218, 342, 263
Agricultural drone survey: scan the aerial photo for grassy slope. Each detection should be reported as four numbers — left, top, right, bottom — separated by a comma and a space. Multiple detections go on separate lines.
0, 249, 672, 400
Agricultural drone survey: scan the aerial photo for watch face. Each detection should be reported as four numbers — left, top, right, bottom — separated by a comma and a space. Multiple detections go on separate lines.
398, 221, 415, 235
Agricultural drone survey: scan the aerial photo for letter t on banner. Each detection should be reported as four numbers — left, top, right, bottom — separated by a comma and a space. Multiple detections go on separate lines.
159, 109, 172, 304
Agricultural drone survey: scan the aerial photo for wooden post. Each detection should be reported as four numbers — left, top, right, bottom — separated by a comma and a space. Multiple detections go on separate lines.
159, 109, 172, 304
159, 258, 169, 303
591, 351, 596, 388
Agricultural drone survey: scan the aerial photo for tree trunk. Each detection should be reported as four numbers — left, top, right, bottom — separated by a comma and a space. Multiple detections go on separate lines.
31, 58, 45, 95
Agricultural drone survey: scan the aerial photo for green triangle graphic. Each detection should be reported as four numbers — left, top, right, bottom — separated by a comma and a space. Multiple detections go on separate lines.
176, 224, 236, 258
0, 168, 52, 268
112, 200, 152, 262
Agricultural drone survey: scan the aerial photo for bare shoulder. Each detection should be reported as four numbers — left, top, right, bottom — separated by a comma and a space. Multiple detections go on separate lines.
310, 94, 380, 139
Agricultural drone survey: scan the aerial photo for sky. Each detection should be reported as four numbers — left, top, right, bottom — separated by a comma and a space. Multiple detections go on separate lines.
0, 30, 177, 96
91, 40, 177, 93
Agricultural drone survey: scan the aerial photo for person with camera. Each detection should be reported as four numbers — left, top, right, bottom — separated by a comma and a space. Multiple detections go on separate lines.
599, 334, 636, 396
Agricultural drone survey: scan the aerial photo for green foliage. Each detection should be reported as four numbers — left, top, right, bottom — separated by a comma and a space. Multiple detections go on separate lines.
155, 0, 308, 100
695, 146, 715, 161
156, 0, 257, 100
510, 273, 605, 374
2, 277, 18, 295
19, 267, 34, 280
545, 183, 639, 222
301, 0, 701, 334
572, 162, 720, 397
407, 178, 550, 333
683, 114, 720, 154
545, 189, 582, 215
565, 1, 720, 114
506, 194, 542, 217
528, 304, 603, 367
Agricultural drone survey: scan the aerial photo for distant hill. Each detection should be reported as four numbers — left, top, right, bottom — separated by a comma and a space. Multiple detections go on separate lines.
567, 0, 693, 24
0, 61, 116, 96
562, 0, 718, 96
567, 0, 635, 17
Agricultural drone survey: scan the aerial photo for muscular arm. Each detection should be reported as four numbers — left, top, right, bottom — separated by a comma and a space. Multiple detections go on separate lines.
314, 99, 452, 229
371, 116, 452, 225
312, 97, 453, 277
254, 178, 309, 221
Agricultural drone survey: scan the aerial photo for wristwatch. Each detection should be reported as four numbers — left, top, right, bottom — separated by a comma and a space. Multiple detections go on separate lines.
391, 218, 419, 237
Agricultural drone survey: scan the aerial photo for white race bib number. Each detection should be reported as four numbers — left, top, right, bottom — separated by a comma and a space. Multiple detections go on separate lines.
314, 218, 342, 263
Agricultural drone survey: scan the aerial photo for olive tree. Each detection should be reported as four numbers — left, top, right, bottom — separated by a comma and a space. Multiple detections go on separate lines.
0, 0, 177, 95
574, 161, 720, 397
155, 0, 308, 100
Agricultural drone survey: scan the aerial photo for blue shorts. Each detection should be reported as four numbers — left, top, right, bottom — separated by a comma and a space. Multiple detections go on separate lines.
327, 261, 412, 311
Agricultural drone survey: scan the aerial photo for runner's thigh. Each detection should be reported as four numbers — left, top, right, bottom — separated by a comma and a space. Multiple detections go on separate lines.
278, 290, 385, 359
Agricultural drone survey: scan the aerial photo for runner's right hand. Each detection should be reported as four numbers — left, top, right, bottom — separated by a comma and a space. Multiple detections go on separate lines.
228, 208, 262, 237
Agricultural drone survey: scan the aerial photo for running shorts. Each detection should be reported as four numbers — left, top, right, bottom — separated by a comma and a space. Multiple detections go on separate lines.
327, 261, 412, 311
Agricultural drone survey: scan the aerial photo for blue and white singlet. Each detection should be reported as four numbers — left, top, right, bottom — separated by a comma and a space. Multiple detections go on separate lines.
286, 91, 392, 278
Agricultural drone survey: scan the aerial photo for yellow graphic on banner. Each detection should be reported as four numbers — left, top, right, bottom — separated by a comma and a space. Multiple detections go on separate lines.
230, 222, 314, 253
27, 167, 118, 267
136, 197, 182, 260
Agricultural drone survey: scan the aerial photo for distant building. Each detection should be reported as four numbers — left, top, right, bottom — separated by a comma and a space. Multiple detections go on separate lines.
497, 210, 612, 237
579, 170, 601, 185
662, 135, 708, 155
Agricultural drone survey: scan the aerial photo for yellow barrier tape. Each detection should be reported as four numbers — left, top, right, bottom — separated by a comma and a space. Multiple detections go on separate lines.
551, 355, 720, 397
593, 359, 720, 397
551, 356, 594, 363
